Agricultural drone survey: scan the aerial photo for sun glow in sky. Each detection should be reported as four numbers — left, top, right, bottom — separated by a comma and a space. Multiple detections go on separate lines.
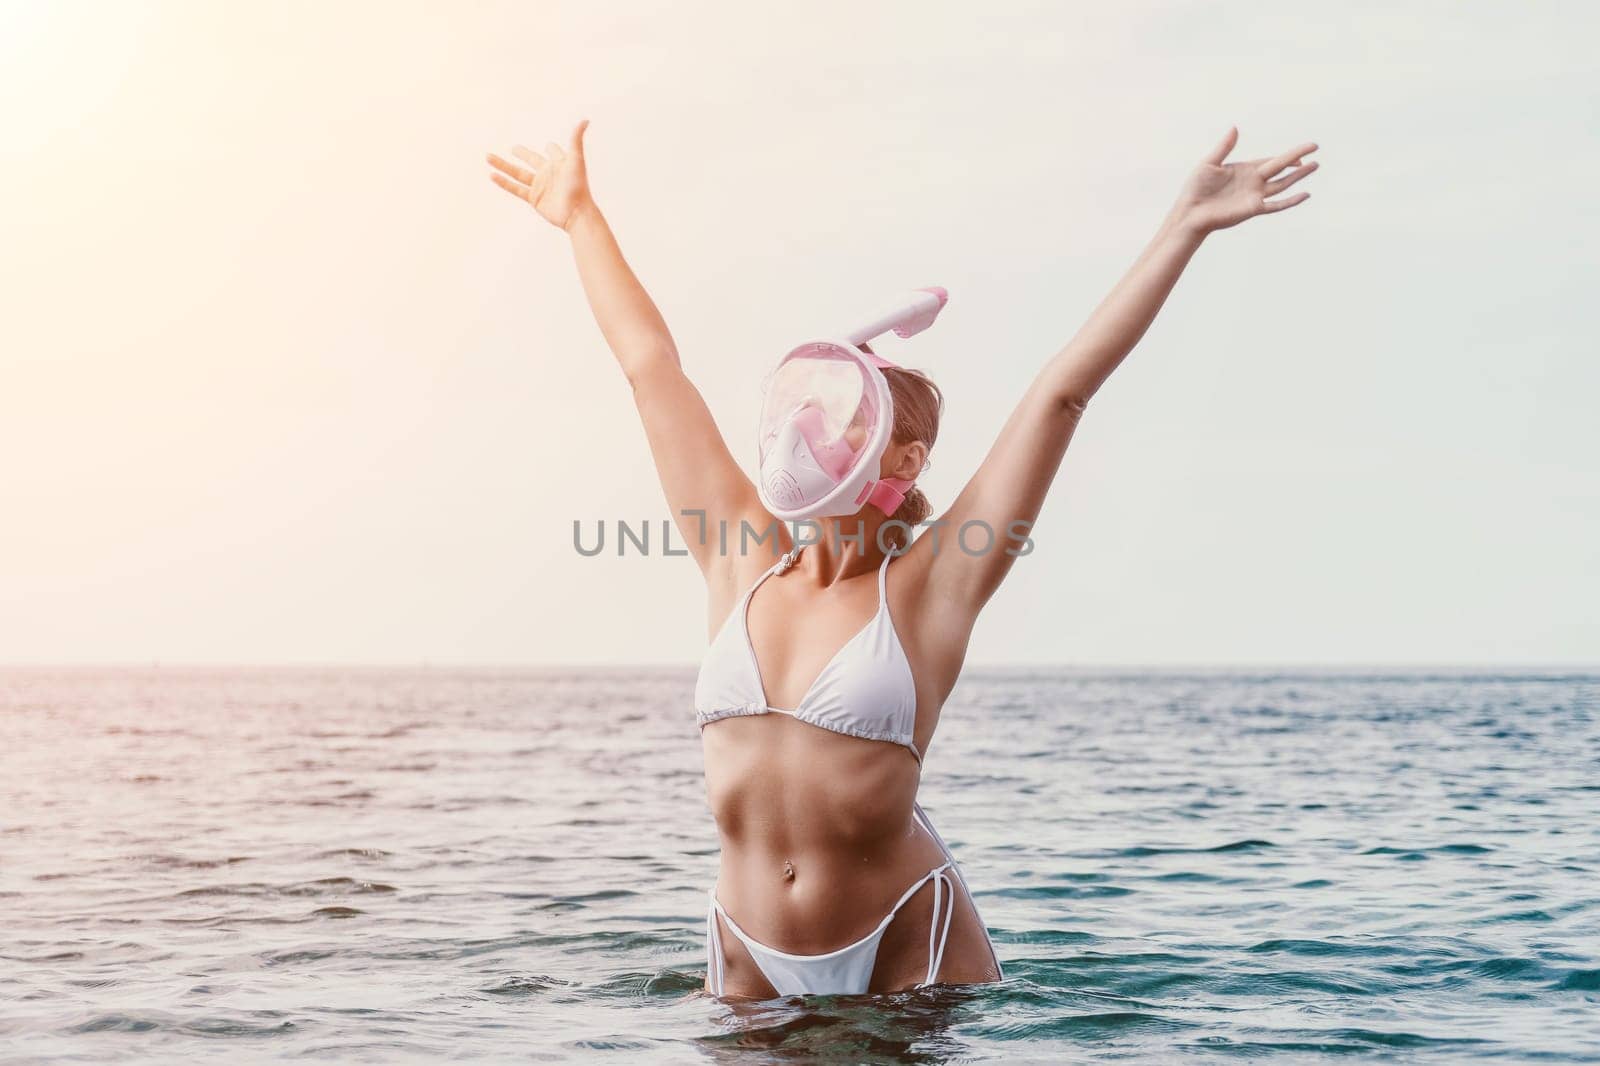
2, 1, 1596, 666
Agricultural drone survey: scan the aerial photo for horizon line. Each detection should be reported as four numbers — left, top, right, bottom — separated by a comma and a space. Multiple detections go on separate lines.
2, 661, 1597, 675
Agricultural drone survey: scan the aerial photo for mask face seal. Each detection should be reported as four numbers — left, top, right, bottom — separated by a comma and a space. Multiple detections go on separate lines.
755, 287, 947, 523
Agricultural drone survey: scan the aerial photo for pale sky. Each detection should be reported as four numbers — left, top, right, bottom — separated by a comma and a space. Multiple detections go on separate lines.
2, 1, 1596, 666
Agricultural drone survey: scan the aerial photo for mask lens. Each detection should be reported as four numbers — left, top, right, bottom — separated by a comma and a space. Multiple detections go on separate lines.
758, 346, 874, 470
756, 341, 891, 519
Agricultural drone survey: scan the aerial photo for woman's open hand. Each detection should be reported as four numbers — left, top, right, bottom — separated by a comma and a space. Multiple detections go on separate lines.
487, 119, 594, 231
1176, 127, 1318, 234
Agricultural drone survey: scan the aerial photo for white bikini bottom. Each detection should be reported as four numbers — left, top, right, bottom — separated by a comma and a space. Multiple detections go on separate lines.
704, 803, 1002, 998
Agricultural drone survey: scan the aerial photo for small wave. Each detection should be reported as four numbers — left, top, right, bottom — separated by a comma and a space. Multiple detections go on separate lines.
311, 906, 363, 919
70, 1011, 297, 1038
1485, 909, 1554, 923
1362, 844, 1493, 856
173, 878, 396, 899
259, 947, 343, 966
1203, 838, 1276, 852
175, 882, 276, 898
983, 1011, 1199, 1040
591, 968, 704, 999
1247, 939, 1394, 958
1470, 957, 1551, 980
70, 1012, 168, 1034
297, 789, 378, 805
367, 723, 426, 739
143, 854, 253, 870
541, 889, 638, 909
990, 884, 1132, 900
310, 847, 392, 861
1214, 970, 1379, 997
1003, 929, 1095, 946
2, 950, 85, 963
1555, 969, 1600, 990
1314, 1028, 1490, 1050
1202, 1033, 1484, 1055
1110, 839, 1275, 858
479, 973, 572, 996
295, 877, 397, 895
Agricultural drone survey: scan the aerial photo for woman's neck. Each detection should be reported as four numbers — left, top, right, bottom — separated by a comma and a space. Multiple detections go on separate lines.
784, 515, 893, 585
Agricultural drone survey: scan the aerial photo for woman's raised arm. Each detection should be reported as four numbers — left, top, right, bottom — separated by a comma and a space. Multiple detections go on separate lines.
488, 122, 762, 578
917, 128, 1319, 618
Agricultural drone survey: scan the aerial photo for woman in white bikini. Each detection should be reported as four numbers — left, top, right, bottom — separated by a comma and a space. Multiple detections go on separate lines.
487, 120, 1318, 1000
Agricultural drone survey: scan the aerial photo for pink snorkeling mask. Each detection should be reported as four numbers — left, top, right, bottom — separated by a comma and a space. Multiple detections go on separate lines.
757, 287, 947, 522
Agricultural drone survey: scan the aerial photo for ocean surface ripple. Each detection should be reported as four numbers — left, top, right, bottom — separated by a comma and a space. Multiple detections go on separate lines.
2, 667, 1597, 1062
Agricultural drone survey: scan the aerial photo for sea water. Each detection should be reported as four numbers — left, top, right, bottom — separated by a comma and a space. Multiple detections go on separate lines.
2, 667, 1597, 1062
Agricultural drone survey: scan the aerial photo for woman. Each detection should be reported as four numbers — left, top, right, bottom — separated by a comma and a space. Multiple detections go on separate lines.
487, 121, 1318, 1000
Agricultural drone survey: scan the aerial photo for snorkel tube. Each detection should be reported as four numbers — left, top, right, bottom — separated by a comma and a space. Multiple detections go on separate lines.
845, 286, 950, 357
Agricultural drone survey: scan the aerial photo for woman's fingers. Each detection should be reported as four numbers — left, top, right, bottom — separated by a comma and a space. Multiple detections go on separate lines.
570, 118, 590, 155
1260, 190, 1310, 214
1202, 125, 1239, 166
1265, 160, 1318, 196
487, 152, 536, 184
544, 141, 566, 164
511, 145, 547, 171
1258, 156, 1298, 180
1257, 141, 1318, 178
488, 171, 531, 202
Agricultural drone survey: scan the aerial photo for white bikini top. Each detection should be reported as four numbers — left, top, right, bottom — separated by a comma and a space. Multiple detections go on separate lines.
694, 547, 922, 764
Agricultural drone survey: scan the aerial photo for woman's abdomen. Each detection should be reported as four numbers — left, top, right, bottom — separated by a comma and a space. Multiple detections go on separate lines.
700, 713, 944, 954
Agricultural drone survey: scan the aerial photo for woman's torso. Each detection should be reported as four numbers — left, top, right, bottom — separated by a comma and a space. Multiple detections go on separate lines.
694, 544, 960, 954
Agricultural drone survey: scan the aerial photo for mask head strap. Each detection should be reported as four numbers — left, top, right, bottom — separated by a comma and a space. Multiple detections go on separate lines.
862, 476, 914, 516
857, 341, 900, 372
854, 344, 916, 515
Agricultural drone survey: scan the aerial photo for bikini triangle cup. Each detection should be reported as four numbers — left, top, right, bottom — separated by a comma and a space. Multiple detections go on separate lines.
692, 547, 922, 763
